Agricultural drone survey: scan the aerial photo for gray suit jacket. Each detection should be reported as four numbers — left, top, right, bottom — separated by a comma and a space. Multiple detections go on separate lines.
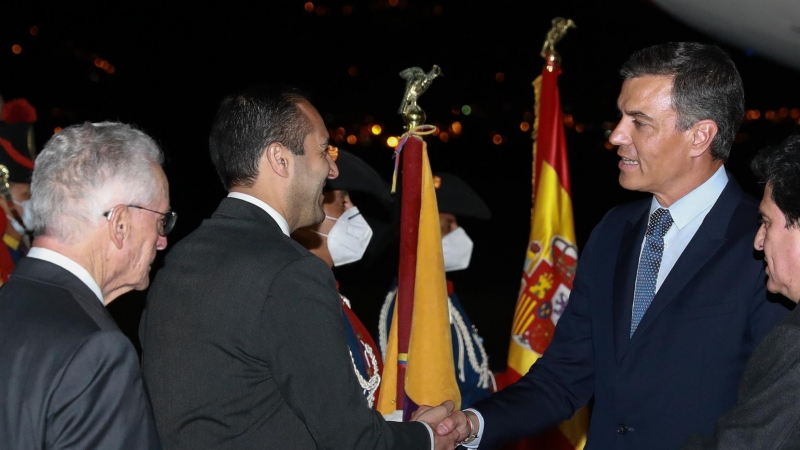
682, 303, 800, 450
0, 257, 161, 449
140, 197, 429, 450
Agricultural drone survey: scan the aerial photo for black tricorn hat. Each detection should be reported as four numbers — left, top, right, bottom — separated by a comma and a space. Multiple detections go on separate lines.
324, 147, 392, 207
433, 172, 491, 220
0, 99, 37, 183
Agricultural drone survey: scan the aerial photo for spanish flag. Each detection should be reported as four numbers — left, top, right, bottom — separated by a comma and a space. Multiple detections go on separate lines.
377, 135, 461, 419
497, 56, 588, 450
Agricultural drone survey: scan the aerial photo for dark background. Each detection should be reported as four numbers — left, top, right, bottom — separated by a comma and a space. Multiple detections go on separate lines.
2, 0, 799, 370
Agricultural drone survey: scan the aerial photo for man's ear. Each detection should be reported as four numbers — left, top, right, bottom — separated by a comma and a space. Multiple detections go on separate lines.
264, 142, 292, 179
690, 119, 718, 158
106, 205, 130, 249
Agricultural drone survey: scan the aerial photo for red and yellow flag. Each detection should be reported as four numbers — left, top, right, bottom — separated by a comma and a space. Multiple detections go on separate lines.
497, 58, 588, 450
377, 134, 461, 419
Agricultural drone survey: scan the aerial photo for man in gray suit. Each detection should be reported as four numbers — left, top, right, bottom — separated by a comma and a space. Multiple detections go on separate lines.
140, 84, 457, 450
0, 121, 173, 449
681, 134, 800, 449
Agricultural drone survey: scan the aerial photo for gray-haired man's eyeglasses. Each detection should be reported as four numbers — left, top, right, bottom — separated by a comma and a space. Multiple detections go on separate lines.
103, 204, 178, 236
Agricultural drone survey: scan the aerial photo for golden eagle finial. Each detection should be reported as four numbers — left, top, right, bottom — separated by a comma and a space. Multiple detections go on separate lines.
398, 65, 443, 129
540, 17, 576, 65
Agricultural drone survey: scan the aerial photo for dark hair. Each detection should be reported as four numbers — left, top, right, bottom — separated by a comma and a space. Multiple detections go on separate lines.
751, 134, 800, 227
209, 84, 313, 190
620, 42, 744, 161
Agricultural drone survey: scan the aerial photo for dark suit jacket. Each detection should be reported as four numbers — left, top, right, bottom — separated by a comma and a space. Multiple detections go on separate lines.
472, 175, 789, 450
0, 257, 160, 449
140, 198, 429, 450
681, 302, 800, 450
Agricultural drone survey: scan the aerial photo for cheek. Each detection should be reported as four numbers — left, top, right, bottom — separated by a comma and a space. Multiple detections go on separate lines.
768, 244, 790, 280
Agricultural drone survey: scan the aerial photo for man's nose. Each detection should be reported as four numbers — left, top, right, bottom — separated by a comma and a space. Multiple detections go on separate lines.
754, 225, 765, 251
608, 122, 630, 146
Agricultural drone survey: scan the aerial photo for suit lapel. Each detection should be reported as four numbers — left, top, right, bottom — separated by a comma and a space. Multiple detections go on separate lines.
613, 205, 649, 363
11, 257, 119, 331
621, 177, 743, 357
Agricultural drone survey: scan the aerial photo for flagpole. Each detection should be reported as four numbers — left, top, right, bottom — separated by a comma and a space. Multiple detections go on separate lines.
500, 17, 587, 450
533, 17, 576, 207
392, 65, 442, 412
395, 134, 422, 411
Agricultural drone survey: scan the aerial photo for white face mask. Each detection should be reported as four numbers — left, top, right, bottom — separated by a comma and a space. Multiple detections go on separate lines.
13, 199, 33, 231
442, 226, 473, 272
316, 206, 373, 267
8, 199, 32, 235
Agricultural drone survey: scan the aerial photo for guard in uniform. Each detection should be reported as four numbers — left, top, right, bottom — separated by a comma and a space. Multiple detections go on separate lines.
292, 146, 392, 409
378, 172, 496, 408
0, 98, 37, 277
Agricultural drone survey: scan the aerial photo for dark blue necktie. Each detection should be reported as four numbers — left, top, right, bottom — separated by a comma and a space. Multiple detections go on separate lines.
631, 208, 673, 337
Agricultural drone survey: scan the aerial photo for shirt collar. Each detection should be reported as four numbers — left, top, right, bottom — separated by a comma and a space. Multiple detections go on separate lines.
650, 165, 728, 230
26, 247, 105, 304
226, 192, 291, 236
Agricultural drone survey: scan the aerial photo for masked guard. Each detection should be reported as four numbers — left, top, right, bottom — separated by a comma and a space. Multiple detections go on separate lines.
379, 172, 496, 408
292, 147, 392, 409
0, 98, 37, 268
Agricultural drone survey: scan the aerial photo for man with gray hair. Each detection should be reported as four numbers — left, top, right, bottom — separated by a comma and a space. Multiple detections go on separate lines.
0, 121, 174, 449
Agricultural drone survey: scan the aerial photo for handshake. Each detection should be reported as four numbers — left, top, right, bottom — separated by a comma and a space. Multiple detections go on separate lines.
410, 400, 480, 450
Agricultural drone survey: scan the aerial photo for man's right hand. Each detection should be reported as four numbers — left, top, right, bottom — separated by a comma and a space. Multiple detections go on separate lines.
413, 401, 465, 449
437, 410, 473, 440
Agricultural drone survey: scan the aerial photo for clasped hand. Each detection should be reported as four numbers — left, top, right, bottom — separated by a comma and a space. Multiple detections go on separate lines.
412, 400, 473, 449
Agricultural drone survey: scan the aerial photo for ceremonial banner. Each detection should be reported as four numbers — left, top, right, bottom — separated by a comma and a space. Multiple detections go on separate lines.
377, 134, 461, 419
499, 51, 588, 450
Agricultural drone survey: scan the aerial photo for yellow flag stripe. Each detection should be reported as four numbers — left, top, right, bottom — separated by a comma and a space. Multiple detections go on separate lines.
405, 140, 461, 409
507, 160, 574, 377
376, 295, 399, 415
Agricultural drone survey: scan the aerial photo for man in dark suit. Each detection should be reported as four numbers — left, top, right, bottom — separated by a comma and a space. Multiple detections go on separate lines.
0, 121, 172, 449
681, 134, 800, 449
140, 84, 457, 449
433, 41, 790, 450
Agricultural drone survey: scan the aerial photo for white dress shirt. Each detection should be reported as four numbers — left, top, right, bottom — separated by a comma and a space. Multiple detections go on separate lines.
27, 247, 104, 304
227, 192, 291, 236
646, 165, 727, 292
